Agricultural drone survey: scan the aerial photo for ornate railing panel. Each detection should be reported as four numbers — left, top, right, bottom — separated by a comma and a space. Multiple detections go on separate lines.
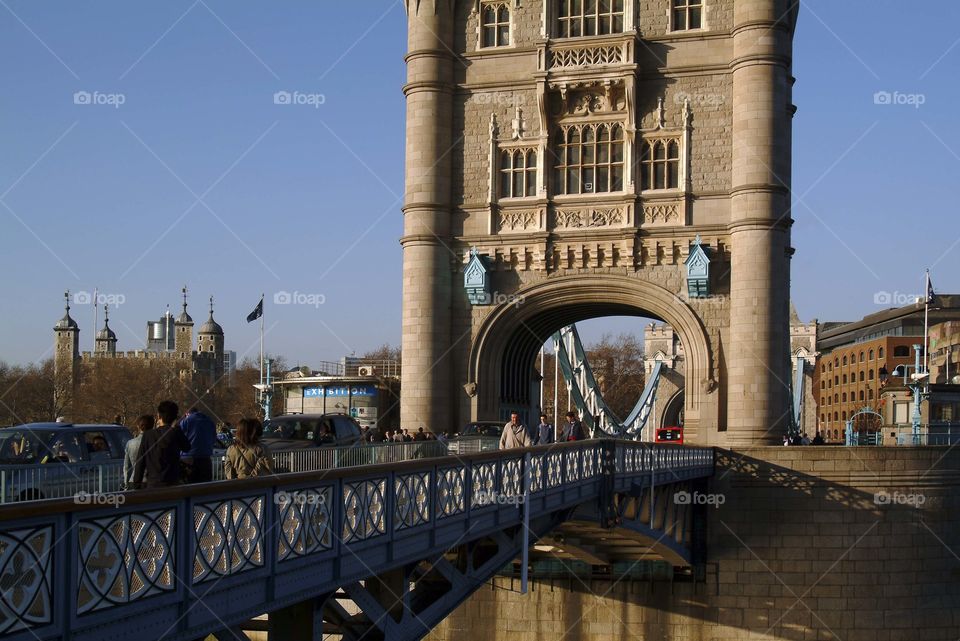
0, 526, 53, 635
277, 486, 332, 561
193, 497, 265, 583
77, 509, 175, 613
550, 43, 625, 70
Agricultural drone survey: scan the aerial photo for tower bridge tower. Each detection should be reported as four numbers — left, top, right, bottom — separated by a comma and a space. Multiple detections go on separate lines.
401, 0, 799, 445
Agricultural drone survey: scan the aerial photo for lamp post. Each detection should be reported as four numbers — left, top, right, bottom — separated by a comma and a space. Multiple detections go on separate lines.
254, 358, 274, 420
890, 346, 928, 445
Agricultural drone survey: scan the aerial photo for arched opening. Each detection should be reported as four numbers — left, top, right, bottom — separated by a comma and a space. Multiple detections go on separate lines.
661, 389, 685, 430
467, 275, 718, 443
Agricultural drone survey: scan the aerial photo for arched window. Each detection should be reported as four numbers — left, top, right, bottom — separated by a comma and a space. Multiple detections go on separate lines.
640, 138, 680, 191
554, 123, 624, 195
879, 347, 885, 359
868, 388, 874, 400
859, 351, 865, 362
500, 149, 537, 198
859, 371, 865, 382
834, 412, 839, 421
868, 369, 874, 380
859, 390, 865, 402
869, 349, 875, 360
842, 411, 847, 421
834, 394, 839, 404
481, 2, 510, 48
833, 428, 839, 439
842, 374, 847, 384
558, 0, 625, 37
834, 376, 839, 385
835, 357, 839, 367
842, 393, 847, 402
842, 355, 848, 366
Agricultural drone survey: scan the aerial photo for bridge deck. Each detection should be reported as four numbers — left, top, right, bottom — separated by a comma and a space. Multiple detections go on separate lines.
0, 440, 713, 641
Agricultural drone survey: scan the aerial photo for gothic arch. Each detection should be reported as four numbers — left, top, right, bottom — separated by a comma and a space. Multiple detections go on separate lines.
467, 274, 717, 440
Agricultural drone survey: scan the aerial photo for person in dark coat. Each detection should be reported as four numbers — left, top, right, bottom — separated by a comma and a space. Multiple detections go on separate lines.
132, 401, 190, 489
561, 411, 585, 441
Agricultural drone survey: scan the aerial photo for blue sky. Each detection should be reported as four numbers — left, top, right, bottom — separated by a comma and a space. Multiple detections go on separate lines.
0, 1, 958, 366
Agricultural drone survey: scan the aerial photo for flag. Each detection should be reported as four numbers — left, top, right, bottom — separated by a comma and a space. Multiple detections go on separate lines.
246, 297, 263, 323
926, 273, 936, 304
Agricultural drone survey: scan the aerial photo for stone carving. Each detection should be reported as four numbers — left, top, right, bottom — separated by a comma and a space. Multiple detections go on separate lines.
498, 210, 539, 232
555, 207, 624, 229
643, 203, 680, 224
550, 44, 623, 69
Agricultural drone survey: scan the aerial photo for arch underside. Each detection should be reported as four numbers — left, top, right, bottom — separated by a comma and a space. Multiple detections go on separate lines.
469, 274, 717, 441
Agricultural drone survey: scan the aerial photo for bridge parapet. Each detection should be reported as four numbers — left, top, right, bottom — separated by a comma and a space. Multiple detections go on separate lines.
0, 441, 712, 641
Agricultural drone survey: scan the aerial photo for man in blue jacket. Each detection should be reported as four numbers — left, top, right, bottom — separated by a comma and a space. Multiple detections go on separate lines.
178, 407, 217, 483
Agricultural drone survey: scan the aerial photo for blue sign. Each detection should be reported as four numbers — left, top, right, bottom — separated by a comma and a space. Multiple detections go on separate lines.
304, 385, 377, 398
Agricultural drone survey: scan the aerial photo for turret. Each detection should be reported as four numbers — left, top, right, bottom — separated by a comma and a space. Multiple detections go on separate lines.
53, 291, 80, 414
174, 286, 194, 358
95, 305, 118, 355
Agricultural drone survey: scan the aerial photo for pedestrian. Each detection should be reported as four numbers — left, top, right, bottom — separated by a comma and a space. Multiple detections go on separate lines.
800, 432, 811, 446
224, 418, 274, 479
782, 434, 790, 446
812, 431, 825, 445
178, 407, 217, 483
536, 413, 554, 445
414, 427, 427, 441
123, 415, 152, 490
561, 411, 585, 441
499, 411, 532, 449
132, 401, 190, 489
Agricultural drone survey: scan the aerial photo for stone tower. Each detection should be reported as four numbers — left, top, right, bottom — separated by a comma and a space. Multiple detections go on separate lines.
53, 291, 80, 414
197, 296, 225, 382
94, 305, 118, 356
401, 0, 799, 444
174, 286, 194, 358
400, 0, 456, 432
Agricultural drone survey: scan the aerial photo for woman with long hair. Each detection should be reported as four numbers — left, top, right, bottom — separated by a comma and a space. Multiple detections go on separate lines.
224, 418, 274, 479
123, 415, 154, 490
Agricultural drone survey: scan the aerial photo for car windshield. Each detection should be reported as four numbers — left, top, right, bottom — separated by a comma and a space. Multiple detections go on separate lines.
462, 423, 502, 437
0, 430, 53, 464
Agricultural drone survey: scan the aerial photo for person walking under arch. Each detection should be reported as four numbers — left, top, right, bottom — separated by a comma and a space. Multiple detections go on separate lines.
499, 411, 532, 449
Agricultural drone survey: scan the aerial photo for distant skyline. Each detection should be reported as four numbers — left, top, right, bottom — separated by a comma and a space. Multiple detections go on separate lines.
1, 1, 958, 366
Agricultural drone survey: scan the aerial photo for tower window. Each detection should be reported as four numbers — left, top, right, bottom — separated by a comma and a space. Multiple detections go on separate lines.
500, 149, 538, 198
558, 0, 624, 38
672, 0, 703, 31
481, 2, 510, 48
640, 138, 681, 191
553, 123, 624, 195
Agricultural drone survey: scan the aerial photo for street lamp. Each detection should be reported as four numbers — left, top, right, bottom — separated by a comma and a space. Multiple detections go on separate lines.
254, 358, 275, 420
891, 345, 927, 445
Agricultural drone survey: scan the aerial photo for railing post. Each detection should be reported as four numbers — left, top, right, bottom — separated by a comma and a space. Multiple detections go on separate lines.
98, 465, 104, 494
521, 452, 531, 594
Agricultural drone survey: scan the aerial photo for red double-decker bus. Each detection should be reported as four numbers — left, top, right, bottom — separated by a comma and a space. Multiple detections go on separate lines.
655, 426, 684, 444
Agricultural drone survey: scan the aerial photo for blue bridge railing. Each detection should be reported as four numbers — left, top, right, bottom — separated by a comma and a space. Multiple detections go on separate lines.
0, 440, 713, 641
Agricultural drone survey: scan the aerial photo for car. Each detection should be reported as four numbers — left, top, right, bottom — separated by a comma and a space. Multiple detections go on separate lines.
0, 423, 132, 501
448, 421, 504, 454
261, 413, 363, 449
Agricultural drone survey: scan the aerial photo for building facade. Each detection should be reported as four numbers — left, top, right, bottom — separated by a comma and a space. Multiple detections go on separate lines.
402, 0, 800, 445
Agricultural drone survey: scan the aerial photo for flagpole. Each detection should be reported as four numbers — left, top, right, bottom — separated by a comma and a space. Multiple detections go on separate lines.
259, 293, 265, 388
924, 270, 930, 375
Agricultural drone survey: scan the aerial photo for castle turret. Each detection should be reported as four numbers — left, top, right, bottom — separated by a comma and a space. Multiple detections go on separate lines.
54, 291, 80, 414
95, 305, 118, 356
196, 296, 225, 383
174, 286, 194, 358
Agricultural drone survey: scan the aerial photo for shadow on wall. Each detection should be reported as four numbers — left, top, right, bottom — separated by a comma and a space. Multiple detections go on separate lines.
432, 447, 960, 641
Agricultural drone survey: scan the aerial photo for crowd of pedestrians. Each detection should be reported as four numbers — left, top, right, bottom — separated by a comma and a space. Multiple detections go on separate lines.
782, 431, 825, 446
123, 400, 274, 489
499, 410, 587, 449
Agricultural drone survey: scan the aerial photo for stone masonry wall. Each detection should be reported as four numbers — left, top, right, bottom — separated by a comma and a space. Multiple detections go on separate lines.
426, 447, 960, 640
